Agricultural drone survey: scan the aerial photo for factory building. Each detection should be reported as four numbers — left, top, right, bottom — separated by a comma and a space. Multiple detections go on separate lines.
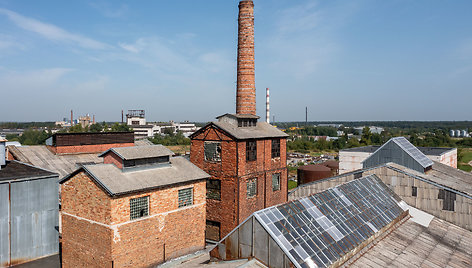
339, 143, 457, 173
0, 156, 59, 266
60, 145, 209, 267
290, 138, 472, 232
190, 0, 289, 241
212, 175, 472, 268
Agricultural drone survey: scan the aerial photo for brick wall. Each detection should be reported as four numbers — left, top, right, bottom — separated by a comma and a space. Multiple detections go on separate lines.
48, 142, 134, 155
61, 172, 206, 267
103, 152, 124, 169
191, 126, 288, 239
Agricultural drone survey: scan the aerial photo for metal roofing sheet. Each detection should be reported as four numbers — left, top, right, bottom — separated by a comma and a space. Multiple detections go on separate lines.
392, 137, 433, 168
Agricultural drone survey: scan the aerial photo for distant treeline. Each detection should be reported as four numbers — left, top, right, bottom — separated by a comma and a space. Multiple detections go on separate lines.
0, 122, 57, 129
276, 121, 472, 131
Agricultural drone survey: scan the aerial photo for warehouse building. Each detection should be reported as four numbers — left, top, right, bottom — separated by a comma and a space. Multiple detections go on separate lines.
0, 159, 59, 267
60, 145, 209, 267
291, 138, 472, 232
339, 142, 457, 174
211, 175, 472, 268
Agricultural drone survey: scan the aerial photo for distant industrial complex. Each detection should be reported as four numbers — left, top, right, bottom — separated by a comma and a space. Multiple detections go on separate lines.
0, 1, 471, 268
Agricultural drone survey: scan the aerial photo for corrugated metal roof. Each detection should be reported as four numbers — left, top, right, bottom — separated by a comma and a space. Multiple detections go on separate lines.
392, 137, 434, 168
65, 156, 209, 196
99, 145, 174, 160
341, 145, 455, 156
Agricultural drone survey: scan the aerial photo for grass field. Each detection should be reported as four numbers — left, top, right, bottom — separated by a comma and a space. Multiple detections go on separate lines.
288, 180, 298, 190
166, 145, 190, 155
458, 148, 472, 173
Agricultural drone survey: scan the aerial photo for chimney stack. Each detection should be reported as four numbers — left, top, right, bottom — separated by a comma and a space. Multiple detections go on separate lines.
122, 110, 124, 123
266, 88, 270, 123
71, 110, 74, 126
93, 115, 95, 124
236, 0, 256, 116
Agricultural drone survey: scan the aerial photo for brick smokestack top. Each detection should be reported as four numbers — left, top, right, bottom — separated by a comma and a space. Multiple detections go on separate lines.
236, 0, 256, 115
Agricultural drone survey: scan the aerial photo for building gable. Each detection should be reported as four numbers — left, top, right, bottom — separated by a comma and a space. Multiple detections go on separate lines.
190, 123, 234, 141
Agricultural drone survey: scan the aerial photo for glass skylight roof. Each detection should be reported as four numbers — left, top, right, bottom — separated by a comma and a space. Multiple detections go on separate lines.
254, 175, 406, 268
392, 137, 433, 168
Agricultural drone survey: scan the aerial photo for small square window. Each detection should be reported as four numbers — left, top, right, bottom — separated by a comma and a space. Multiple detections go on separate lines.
207, 179, 221, 200
130, 196, 149, 220
412, 186, 417, 197
247, 178, 257, 198
271, 139, 280, 158
204, 142, 221, 162
246, 141, 257, 161
178, 188, 194, 208
272, 173, 281, 191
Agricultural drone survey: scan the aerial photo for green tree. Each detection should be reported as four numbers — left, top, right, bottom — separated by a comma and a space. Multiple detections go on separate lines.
110, 123, 131, 132
89, 123, 103, 133
360, 127, 372, 145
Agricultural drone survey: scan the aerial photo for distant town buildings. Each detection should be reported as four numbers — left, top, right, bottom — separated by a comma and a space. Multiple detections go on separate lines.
126, 109, 198, 138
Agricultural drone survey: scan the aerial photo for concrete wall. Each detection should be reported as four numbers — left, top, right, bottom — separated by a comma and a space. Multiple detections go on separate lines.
289, 166, 472, 231
339, 151, 370, 174
61, 172, 206, 268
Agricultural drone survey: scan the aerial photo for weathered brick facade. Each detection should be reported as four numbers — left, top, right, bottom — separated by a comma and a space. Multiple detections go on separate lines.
190, 126, 287, 239
47, 143, 134, 155
61, 171, 206, 267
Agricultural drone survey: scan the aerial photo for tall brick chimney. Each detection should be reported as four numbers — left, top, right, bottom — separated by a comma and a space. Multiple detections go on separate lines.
236, 0, 256, 115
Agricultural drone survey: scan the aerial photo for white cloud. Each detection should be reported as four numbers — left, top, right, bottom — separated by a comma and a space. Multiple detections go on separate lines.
0, 68, 73, 89
89, 2, 128, 18
0, 8, 109, 50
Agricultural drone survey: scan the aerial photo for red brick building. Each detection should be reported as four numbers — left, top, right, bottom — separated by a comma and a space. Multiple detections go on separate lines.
60, 145, 209, 267
190, 0, 289, 241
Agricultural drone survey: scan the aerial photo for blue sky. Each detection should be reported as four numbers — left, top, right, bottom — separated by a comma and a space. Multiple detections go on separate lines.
0, 0, 471, 122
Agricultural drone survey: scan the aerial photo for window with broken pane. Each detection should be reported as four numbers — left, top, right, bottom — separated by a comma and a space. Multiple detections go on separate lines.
178, 188, 193, 208
246, 141, 257, 161
204, 141, 221, 162
130, 196, 149, 220
247, 178, 257, 198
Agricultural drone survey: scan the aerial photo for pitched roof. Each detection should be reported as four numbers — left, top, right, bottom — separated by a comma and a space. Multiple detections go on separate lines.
60, 156, 209, 196
341, 145, 455, 156
204, 121, 288, 140
391, 137, 434, 168
0, 160, 58, 182
99, 145, 174, 160
349, 217, 472, 267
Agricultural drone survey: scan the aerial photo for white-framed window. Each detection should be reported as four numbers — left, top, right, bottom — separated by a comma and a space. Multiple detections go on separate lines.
272, 173, 281, 191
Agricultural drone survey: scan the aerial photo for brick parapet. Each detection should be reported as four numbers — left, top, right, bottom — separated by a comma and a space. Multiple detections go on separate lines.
47, 142, 134, 155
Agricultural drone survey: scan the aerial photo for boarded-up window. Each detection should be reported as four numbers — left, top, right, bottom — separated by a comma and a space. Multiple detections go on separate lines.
247, 178, 257, 198
272, 173, 281, 191
206, 221, 221, 241
438, 189, 456, 211
207, 179, 221, 200
130, 196, 149, 220
204, 141, 221, 162
246, 141, 257, 161
178, 188, 193, 208
272, 139, 280, 158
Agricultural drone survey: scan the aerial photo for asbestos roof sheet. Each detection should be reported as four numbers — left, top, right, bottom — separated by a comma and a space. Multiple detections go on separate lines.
0, 160, 57, 181
76, 156, 209, 196
99, 145, 174, 160
349, 217, 472, 268
388, 161, 472, 197
212, 121, 288, 140
9, 145, 103, 179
